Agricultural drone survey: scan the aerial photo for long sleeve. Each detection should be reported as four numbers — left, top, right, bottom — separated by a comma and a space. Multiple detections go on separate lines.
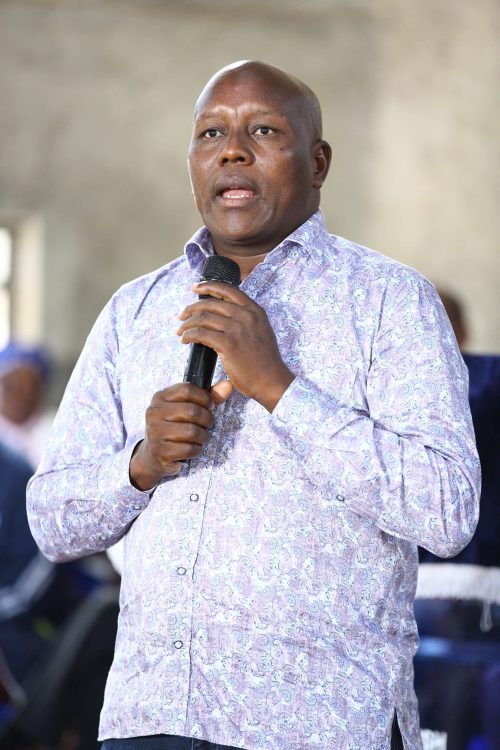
271, 270, 480, 558
26, 295, 152, 562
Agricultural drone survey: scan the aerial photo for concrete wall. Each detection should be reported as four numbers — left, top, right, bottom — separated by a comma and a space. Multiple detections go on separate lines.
0, 0, 498, 396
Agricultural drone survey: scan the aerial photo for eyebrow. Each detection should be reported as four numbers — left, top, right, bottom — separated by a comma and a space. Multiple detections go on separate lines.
195, 107, 285, 121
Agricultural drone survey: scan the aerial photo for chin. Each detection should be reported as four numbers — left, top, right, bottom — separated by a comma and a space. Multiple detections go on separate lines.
208, 211, 275, 246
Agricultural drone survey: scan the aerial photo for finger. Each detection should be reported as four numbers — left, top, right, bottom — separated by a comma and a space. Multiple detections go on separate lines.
176, 310, 232, 336
156, 441, 205, 463
152, 422, 209, 446
152, 383, 213, 409
163, 462, 183, 477
192, 280, 251, 305
180, 328, 227, 352
178, 298, 241, 323
211, 380, 234, 405
150, 401, 214, 429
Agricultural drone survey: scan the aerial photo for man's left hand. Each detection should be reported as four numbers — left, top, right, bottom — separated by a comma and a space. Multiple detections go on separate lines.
177, 280, 294, 413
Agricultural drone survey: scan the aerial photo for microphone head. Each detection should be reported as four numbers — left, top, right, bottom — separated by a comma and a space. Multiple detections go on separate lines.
200, 256, 241, 287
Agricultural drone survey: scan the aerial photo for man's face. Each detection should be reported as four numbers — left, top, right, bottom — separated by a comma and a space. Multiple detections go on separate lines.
188, 70, 324, 257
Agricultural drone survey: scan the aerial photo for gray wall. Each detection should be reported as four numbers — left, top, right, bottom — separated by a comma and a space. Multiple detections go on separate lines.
1, 0, 499, 396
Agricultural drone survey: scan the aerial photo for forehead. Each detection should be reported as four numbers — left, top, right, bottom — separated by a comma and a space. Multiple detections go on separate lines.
194, 70, 306, 124
0, 364, 40, 382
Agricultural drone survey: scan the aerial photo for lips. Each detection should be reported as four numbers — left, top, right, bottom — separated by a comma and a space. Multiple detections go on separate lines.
214, 175, 258, 203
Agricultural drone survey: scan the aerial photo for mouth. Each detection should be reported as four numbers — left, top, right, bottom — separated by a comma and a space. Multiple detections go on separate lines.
214, 177, 258, 205
220, 188, 256, 200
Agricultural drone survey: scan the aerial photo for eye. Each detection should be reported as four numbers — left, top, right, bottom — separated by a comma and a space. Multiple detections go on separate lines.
254, 126, 275, 136
201, 128, 222, 139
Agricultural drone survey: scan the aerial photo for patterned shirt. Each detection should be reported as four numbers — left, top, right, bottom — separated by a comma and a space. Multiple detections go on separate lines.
27, 210, 480, 750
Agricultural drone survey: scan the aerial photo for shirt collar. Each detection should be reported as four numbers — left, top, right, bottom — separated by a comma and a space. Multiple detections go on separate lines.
184, 209, 331, 271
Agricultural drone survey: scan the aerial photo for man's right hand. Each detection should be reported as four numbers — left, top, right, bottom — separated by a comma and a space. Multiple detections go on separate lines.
129, 383, 216, 491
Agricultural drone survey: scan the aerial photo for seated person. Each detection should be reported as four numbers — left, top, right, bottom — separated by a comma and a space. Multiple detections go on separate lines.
0, 342, 55, 469
415, 288, 500, 750
0, 441, 54, 693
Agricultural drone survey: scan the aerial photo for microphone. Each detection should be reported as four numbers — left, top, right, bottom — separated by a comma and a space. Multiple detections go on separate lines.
183, 256, 241, 389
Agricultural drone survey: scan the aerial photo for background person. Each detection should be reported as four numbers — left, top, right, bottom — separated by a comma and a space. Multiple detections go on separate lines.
0, 438, 60, 733
0, 346, 119, 749
27, 61, 480, 750
0, 341, 55, 469
415, 288, 500, 749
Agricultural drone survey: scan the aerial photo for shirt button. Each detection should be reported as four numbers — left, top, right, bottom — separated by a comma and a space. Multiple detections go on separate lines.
336, 494, 345, 502
132, 505, 141, 511
176, 566, 187, 576
189, 493, 199, 502
173, 640, 184, 649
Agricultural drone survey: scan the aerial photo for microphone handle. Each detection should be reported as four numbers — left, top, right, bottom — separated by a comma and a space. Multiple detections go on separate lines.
183, 256, 241, 390
183, 343, 217, 389
183, 291, 218, 389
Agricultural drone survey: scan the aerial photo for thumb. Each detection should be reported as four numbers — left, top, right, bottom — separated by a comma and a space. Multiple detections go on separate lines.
210, 379, 234, 405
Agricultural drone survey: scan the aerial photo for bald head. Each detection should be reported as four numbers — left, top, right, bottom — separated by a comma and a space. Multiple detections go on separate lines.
195, 60, 323, 142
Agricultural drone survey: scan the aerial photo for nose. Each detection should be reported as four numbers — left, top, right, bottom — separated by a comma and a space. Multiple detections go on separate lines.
218, 130, 253, 166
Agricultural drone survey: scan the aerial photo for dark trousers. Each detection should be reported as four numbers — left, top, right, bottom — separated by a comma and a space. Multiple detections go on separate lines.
102, 722, 404, 750
101, 738, 239, 750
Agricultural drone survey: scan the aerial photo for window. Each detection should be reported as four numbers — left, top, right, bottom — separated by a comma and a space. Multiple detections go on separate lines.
0, 215, 45, 348
0, 227, 12, 348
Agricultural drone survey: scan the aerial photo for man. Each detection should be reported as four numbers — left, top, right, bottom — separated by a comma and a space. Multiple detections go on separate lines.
27, 61, 480, 750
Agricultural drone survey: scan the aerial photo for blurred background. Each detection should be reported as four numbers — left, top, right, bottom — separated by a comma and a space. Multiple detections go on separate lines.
0, 1, 499, 749
0, 0, 499, 400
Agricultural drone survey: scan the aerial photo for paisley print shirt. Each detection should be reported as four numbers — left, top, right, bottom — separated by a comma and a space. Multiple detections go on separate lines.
27, 210, 480, 750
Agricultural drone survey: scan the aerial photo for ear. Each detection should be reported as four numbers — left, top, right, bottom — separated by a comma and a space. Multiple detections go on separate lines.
311, 140, 332, 189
